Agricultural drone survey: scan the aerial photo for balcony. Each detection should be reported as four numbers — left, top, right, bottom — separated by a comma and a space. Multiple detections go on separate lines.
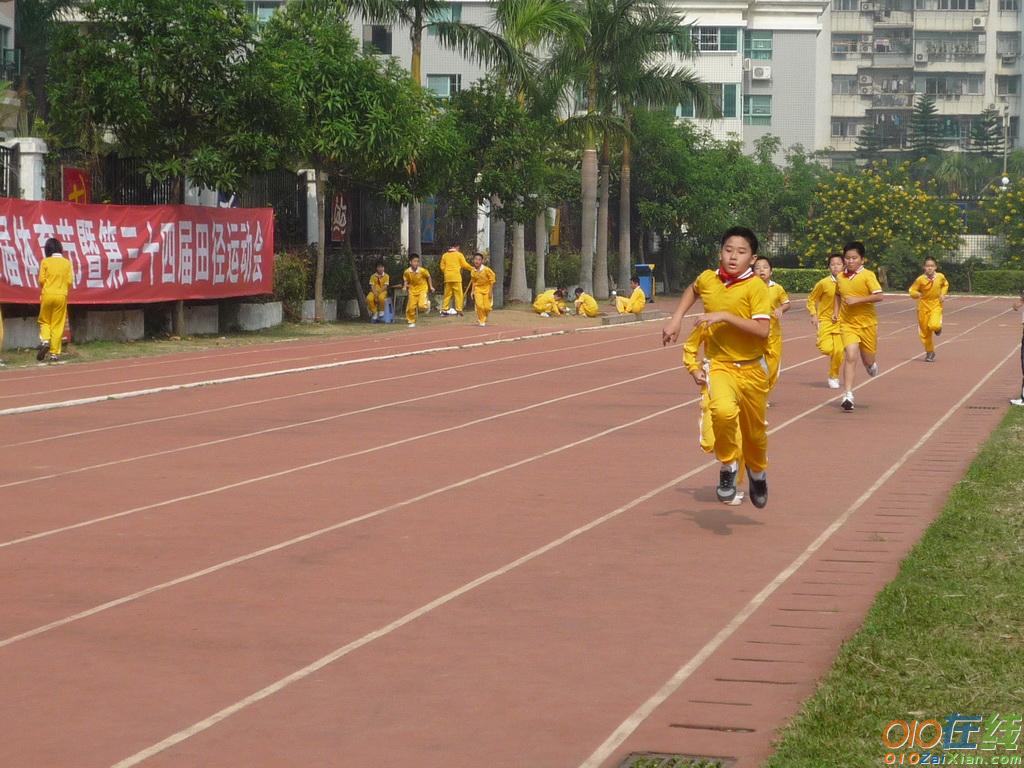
874, 49, 915, 66
914, 11, 989, 31
868, 92, 916, 107
832, 11, 874, 33
833, 94, 869, 116
873, 9, 915, 24
931, 92, 987, 112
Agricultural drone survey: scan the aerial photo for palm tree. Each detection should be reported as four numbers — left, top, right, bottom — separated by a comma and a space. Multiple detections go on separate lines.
438, 0, 580, 302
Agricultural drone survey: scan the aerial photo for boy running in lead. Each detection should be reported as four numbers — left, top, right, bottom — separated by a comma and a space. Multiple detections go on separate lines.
834, 241, 883, 412
807, 253, 845, 389
468, 252, 496, 327
753, 257, 790, 392
908, 256, 948, 362
662, 226, 772, 508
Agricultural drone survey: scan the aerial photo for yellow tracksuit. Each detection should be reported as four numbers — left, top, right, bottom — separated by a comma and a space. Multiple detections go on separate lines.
468, 265, 496, 325
38, 255, 73, 355
909, 273, 948, 353
764, 281, 790, 390
683, 325, 745, 483
575, 292, 599, 318
807, 275, 843, 379
439, 249, 472, 312
692, 269, 772, 473
403, 267, 432, 324
837, 267, 882, 354
615, 286, 647, 315
366, 272, 390, 316
533, 289, 564, 316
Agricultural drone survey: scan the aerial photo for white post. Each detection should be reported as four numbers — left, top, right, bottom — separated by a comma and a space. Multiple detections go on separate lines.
184, 182, 218, 207
400, 204, 410, 254
7, 137, 47, 201
477, 198, 490, 254
299, 169, 319, 245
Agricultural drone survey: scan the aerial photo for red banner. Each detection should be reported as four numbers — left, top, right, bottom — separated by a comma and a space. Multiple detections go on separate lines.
0, 199, 274, 304
62, 167, 91, 204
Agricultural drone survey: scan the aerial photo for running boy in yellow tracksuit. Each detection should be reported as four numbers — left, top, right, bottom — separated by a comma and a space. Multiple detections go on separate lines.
807, 253, 845, 389
834, 241, 883, 412
753, 257, 790, 392
366, 261, 390, 322
683, 324, 746, 505
403, 253, 434, 328
533, 287, 566, 317
909, 257, 948, 363
468, 252, 496, 327
37, 238, 73, 361
662, 226, 772, 508
574, 288, 599, 318
438, 246, 472, 316
613, 276, 647, 315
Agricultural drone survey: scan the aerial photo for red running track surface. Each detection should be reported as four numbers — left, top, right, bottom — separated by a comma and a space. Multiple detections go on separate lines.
0, 296, 1017, 768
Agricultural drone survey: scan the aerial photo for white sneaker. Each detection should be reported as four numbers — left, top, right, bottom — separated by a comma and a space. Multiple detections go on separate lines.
407, 322, 416, 328
841, 392, 855, 412
447, 308, 458, 316
827, 377, 841, 389
540, 312, 550, 318
1011, 398, 1024, 406
724, 489, 745, 506
866, 362, 879, 377
478, 322, 487, 327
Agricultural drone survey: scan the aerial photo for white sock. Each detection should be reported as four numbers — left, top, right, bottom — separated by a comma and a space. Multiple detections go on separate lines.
749, 470, 766, 481
723, 461, 739, 473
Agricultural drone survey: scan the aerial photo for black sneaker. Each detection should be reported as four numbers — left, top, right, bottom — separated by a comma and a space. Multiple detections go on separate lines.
716, 466, 738, 502
35, 341, 49, 362
841, 394, 855, 412
747, 469, 768, 509
934, 328, 942, 337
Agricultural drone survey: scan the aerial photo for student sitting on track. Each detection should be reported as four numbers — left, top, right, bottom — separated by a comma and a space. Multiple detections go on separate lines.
533, 287, 566, 317
574, 288, 600, 318
612, 276, 646, 316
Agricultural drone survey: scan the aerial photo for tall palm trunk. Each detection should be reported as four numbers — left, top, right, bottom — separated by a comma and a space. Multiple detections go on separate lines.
594, 134, 610, 298
618, 112, 633, 291
489, 195, 506, 307
534, 209, 547, 296
314, 167, 326, 322
408, 14, 423, 256
408, 199, 422, 256
509, 220, 530, 301
580, 144, 598, 294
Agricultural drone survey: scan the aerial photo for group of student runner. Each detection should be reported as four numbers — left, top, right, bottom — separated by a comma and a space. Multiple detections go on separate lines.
663, 227, 953, 509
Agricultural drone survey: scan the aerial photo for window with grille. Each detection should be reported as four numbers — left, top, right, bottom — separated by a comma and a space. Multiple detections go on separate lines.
833, 75, 859, 95
692, 27, 740, 52
745, 31, 773, 60
427, 74, 462, 99
743, 95, 772, 125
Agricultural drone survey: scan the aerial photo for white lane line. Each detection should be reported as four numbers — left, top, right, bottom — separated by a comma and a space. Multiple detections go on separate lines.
0, 367, 676, 551
0, 328, 652, 450
577, 340, 1018, 768
0, 329, 583, 417
105, 309, 1007, 768
0, 342, 668, 490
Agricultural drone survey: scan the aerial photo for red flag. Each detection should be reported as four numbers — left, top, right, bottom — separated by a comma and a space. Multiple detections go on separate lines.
62, 167, 91, 204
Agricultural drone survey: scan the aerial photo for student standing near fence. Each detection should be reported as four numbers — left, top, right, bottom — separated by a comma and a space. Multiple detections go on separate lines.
908, 257, 948, 362
807, 253, 845, 389
37, 238, 73, 362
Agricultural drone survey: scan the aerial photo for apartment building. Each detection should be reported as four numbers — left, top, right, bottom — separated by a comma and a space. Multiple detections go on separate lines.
829, 0, 1022, 155
674, 0, 833, 156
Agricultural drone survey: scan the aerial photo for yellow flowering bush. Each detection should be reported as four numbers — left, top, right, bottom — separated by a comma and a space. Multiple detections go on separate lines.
983, 188, 1024, 266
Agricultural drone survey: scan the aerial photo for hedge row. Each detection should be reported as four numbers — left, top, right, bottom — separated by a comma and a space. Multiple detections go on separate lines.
772, 267, 1024, 295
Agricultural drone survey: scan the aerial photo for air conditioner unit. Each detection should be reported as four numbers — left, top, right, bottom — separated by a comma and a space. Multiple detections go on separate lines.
859, 74, 873, 84
972, 15, 986, 27
752, 65, 772, 80
860, 86, 874, 95
915, 51, 928, 62
742, 57, 752, 71
1002, 54, 1017, 65
859, 42, 874, 52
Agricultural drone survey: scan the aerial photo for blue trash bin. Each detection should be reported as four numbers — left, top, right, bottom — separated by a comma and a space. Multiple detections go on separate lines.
634, 263, 656, 301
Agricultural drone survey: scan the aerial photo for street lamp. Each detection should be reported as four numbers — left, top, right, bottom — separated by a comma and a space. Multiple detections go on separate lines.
1003, 103, 1010, 180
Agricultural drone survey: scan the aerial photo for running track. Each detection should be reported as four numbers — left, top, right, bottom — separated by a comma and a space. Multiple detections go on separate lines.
0, 296, 1017, 768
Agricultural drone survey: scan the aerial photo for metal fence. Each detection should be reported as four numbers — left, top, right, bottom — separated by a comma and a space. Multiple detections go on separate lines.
44, 151, 175, 204
238, 170, 308, 249
0, 144, 19, 198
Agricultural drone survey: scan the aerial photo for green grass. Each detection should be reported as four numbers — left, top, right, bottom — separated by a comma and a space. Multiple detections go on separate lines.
764, 408, 1024, 766
628, 758, 725, 768
0, 304, 602, 370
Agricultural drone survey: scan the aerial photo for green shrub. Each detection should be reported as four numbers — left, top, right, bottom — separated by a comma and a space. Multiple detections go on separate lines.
527, 249, 582, 292
970, 269, 1024, 295
273, 249, 311, 321
771, 268, 827, 294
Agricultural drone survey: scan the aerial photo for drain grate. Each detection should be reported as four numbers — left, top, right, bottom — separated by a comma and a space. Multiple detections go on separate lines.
619, 753, 736, 768
966, 405, 1000, 411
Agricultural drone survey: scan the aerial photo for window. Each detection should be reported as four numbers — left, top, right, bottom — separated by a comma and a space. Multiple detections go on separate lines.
832, 75, 859, 94
0, 25, 9, 51
997, 32, 1021, 55
427, 74, 462, 99
362, 25, 393, 55
244, 1, 284, 25
677, 83, 737, 119
832, 119, 862, 137
429, 4, 462, 35
998, 75, 1020, 95
692, 27, 740, 52
832, 34, 860, 54
743, 95, 772, 125
918, 75, 983, 95
1000, 0, 1019, 10
833, 0, 860, 9
745, 31, 773, 60
937, 0, 976, 9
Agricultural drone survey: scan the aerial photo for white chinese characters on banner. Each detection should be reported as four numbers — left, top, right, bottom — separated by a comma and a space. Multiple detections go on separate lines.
0, 200, 274, 304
